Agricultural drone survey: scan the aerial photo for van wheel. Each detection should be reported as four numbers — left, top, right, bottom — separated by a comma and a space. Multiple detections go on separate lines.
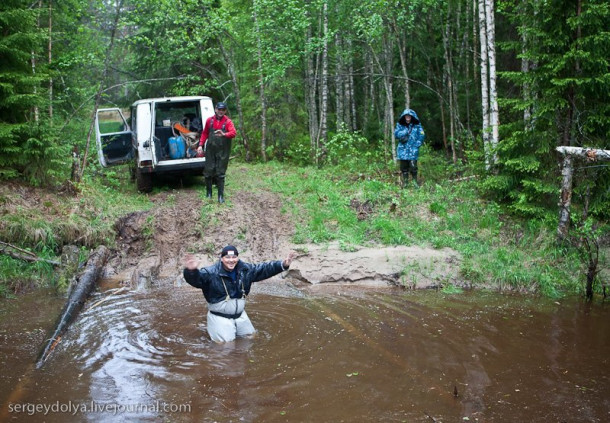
135, 167, 153, 192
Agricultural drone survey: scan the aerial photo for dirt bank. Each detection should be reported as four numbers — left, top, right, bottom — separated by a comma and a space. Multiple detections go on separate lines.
104, 188, 462, 293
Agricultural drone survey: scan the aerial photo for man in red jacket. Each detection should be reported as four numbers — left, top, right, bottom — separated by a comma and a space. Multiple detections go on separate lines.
197, 102, 237, 203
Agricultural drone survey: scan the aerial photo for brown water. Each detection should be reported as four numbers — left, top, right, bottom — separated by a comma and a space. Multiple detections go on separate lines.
1, 284, 609, 422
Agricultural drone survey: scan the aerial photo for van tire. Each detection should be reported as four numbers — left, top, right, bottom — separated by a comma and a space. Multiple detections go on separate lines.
136, 167, 153, 192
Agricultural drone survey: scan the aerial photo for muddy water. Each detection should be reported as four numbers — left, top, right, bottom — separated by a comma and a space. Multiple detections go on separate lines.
1, 284, 609, 422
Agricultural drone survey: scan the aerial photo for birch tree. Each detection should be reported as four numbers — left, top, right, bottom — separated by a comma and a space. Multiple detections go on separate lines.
478, 0, 497, 169
252, 3, 268, 161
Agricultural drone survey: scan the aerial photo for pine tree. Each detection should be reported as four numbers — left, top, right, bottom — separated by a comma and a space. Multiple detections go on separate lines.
486, 0, 610, 218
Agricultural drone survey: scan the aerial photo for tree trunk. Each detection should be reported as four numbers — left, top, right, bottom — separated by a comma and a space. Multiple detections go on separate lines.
31, 0, 42, 123
557, 153, 573, 240
36, 245, 109, 368
305, 20, 319, 163
555, 147, 610, 240
219, 40, 250, 161
443, 12, 457, 165
384, 36, 395, 162
393, 20, 411, 109
335, 33, 344, 130
317, 0, 329, 164
478, 0, 491, 169
253, 5, 267, 162
486, 0, 499, 162
48, 0, 53, 121
348, 39, 357, 131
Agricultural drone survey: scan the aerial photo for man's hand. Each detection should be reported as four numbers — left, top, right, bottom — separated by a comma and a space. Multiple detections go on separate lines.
282, 251, 297, 269
184, 253, 200, 270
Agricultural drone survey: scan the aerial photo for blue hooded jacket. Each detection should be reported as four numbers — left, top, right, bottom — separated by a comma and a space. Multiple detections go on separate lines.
394, 109, 425, 161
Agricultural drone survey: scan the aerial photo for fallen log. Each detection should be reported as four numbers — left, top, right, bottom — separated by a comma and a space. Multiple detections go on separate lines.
35, 245, 109, 369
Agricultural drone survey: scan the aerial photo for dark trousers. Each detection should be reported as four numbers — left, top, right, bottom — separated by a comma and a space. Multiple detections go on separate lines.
399, 160, 418, 180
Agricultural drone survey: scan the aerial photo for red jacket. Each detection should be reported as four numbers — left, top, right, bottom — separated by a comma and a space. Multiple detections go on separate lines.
199, 115, 237, 146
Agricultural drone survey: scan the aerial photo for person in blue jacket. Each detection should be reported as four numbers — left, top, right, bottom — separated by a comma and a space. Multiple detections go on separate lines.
183, 246, 297, 343
394, 108, 425, 188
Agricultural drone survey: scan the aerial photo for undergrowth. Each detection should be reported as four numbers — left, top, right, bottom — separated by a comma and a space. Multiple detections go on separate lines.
0, 154, 606, 299
0, 167, 152, 296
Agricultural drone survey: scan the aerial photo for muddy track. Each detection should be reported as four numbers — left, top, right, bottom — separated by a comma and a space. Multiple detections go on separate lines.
106, 186, 462, 292
107, 188, 295, 289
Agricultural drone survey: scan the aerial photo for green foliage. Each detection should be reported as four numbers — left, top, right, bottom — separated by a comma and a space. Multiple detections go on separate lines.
494, 0, 610, 219
0, 256, 55, 298
0, 1, 50, 182
323, 125, 374, 167
227, 160, 594, 297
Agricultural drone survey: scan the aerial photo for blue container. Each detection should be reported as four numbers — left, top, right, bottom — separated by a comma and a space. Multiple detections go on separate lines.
168, 136, 186, 159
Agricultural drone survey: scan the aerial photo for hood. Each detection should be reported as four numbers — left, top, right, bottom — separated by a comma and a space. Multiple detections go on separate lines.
398, 108, 420, 125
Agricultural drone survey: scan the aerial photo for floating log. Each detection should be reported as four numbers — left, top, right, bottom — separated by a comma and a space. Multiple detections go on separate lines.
35, 245, 109, 369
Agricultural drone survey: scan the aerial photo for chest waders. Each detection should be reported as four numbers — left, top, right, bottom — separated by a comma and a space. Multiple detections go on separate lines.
204, 121, 231, 203
209, 276, 247, 319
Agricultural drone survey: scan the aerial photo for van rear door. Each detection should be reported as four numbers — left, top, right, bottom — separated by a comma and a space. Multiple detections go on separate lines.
95, 108, 133, 167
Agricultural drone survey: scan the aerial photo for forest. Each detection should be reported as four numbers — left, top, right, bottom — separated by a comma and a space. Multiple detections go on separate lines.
0, 0, 609, 296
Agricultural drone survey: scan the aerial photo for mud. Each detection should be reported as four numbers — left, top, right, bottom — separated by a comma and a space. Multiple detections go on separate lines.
105, 187, 462, 292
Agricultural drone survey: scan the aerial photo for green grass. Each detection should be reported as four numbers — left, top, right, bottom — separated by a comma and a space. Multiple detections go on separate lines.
0, 156, 605, 298
228, 160, 598, 298
0, 166, 152, 296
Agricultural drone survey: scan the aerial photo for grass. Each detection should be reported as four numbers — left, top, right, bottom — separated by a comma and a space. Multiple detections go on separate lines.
0, 155, 605, 298
0, 167, 152, 295
228, 159, 597, 298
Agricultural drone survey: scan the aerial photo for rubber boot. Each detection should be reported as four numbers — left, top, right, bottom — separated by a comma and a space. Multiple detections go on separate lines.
217, 176, 225, 204
205, 177, 213, 199
401, 172, 409, 189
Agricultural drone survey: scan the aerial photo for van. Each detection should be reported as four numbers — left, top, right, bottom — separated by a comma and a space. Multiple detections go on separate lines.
95, 96, 214, 192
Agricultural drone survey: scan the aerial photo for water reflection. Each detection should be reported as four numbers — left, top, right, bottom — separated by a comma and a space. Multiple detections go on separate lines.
1, 286, 609, 422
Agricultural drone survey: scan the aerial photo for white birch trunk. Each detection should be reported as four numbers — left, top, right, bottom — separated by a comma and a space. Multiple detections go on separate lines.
486, 0, 499, 164
478, 0, 491, 169
318, 0, 329, 162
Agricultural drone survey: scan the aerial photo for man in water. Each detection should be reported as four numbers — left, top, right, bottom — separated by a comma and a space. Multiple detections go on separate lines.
183, 246, 297, 342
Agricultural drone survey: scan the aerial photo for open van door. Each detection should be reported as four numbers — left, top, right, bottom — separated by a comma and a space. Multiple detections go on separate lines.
95, 108, 133, 167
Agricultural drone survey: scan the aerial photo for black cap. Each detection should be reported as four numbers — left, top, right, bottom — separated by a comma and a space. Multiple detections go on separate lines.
216, 102, 227, 110
221, 245, 238, 257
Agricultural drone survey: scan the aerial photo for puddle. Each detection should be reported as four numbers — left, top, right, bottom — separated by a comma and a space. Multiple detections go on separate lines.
1, 285, 609, 422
